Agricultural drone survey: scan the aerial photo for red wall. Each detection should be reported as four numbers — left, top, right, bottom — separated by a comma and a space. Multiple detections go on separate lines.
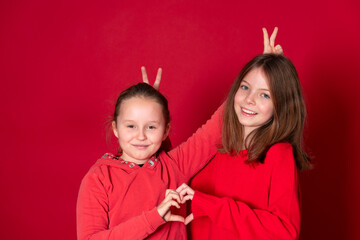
1, 0, 359, 239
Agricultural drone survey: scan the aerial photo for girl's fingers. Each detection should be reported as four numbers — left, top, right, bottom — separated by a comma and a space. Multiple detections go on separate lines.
177, 183, 194, 195
165, 190, 181, 204
141, 66, 149, 83
161, 200, 181, 221
184, 213, 194, 225
168, 214, 185, 223
161, 198, 179, 209
177, 190, 187, 200
153, 68, 162, 90
178, 188, 190, 198
263, 27, 282, 54
269, 27, 278, 48
141, 66, 162, 90
168, 200, 180, 209
181, 194, 193, 203
165, 189, 175, 196
262, 27, 270, 53
275, 44, 283, 54
176, 183, 189, 193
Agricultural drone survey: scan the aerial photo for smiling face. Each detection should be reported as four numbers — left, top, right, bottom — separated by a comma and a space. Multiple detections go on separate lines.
234, 67, 274, 138
112, 96, 169, 164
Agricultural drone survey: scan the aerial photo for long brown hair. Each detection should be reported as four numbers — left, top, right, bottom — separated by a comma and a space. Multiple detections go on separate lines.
112, 82, 172, 154
220, 54, 311, 170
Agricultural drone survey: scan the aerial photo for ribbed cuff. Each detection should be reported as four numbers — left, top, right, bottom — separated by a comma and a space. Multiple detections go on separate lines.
144, 207, 166, 231
192, 191, 218, 218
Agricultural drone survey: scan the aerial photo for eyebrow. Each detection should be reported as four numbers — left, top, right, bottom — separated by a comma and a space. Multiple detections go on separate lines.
122, 120, 161, 124
242, 80, 270, 92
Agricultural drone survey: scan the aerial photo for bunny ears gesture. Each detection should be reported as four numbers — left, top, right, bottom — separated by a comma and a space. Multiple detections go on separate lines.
141, 66, 162, 91
263, 27, 283, 55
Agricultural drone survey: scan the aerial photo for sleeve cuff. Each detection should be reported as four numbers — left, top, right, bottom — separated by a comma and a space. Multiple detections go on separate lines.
191, 191, 218, 218
144, 207, 166, 231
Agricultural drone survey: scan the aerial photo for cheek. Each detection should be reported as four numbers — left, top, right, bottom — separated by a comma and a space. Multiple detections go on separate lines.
233, 91, 242, 105
155, 131, 166, 143
262, 103, 274, 119
117, 128, 133, 141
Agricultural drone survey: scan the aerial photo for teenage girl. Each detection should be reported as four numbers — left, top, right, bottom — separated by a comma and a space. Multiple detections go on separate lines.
176, 33, 311, 239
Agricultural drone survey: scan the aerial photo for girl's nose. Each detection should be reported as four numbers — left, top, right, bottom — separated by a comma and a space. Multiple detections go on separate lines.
245, 92, 255, 105
137, 129, 146, 140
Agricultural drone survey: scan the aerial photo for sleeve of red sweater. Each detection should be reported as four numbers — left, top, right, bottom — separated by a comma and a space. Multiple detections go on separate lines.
167, 104, 223, 179
76, 166, 165, 240
191, 144, 301, 240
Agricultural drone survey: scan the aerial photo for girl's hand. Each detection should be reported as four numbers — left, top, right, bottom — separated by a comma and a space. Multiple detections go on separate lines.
176, 183, 195, 225
157, 189, 184, 222
263, 27, 283, 55
141, 66, 162, 90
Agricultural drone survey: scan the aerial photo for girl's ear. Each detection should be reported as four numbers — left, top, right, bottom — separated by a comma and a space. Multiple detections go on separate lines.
163, 123, 171, 141
112, 121, 119, 138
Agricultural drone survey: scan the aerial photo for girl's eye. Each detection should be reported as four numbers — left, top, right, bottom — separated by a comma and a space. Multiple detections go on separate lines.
127, 125, 135, 129
240, 85, 249, 90
261, 93, 270, 99
147, 125, 156, 130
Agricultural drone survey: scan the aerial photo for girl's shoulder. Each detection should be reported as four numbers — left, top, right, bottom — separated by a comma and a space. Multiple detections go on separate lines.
268, 142, 293, 153
92, 153, 122, 168
80, 153, 121, 193
265, 142, 295, 166
84, 153, 123, 177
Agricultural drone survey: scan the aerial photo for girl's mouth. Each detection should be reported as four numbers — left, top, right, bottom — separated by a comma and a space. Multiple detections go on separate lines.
241, 107, 257, 116
132, 144, 149, 149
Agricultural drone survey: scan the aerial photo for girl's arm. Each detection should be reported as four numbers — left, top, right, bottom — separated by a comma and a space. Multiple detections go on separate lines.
179, 144, 301, 240
166, 103, 223, 179
76, 167, 183, 240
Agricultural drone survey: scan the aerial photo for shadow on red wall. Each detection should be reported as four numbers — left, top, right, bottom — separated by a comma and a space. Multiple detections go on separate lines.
300, 51, 357, 239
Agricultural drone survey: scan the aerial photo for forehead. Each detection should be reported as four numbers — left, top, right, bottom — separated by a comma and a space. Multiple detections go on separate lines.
242, 67, 270, 89
118, 96, 164, 120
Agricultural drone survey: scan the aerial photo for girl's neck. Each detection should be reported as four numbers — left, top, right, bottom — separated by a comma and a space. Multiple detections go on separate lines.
242, 128, 254, 150
119, 154, 149, 165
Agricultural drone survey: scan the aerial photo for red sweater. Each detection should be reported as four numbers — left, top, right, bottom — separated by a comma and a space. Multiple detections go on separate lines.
190, 142, 300, 240
76, 106, 222, 240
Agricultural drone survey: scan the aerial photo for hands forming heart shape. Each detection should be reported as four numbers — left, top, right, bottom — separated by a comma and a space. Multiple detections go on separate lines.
156, 183, 195, 225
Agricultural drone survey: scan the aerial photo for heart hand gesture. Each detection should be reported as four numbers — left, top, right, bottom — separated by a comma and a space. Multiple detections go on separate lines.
176, 183, 195, 225
157, 189, 185, 222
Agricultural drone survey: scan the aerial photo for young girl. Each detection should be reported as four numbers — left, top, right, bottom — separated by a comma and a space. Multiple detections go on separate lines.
176, 54, 311, 239
76, 80, 223, 239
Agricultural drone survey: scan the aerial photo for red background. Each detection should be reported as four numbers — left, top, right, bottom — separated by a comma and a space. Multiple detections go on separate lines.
1, 0, 359, 239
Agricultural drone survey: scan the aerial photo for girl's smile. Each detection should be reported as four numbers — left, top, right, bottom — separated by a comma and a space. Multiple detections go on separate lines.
241, 107, 257, 116
132, 144, 150, 149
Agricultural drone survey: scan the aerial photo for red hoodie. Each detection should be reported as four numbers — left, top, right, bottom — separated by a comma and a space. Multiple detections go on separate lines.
76, 106, 222, 240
